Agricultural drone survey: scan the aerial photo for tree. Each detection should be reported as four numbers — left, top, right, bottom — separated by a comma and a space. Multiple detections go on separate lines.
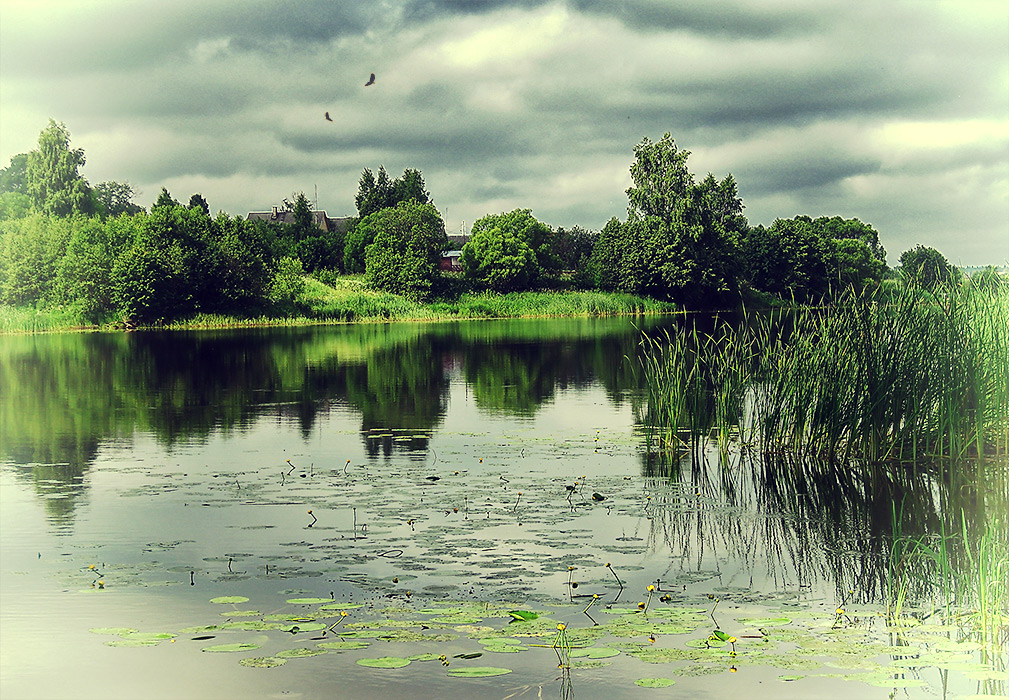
364, 200, 447, 300
95, 181, 144, 217
354, 166, 431, 219
550, 225, 597, 273
591, 134, 744, 306
25, 120, 95, 217
153, 187, 179, 210
813, 216, 885, 262
187, 193, 210, 217
460, 224, 537, 292
742, 218, 831, 301
899, 245, 961, 291
828, 238, 886, 291
461, 209, 555, 290
0, 153, 29, 194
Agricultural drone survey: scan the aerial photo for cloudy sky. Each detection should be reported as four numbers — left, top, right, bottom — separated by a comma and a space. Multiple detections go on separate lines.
1, 0, 1006, 265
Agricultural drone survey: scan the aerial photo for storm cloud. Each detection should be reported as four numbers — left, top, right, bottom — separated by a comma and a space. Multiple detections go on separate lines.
1, 0, 1005, 264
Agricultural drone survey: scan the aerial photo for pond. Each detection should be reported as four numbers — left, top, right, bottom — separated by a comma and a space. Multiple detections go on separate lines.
1, 317, 1005, 700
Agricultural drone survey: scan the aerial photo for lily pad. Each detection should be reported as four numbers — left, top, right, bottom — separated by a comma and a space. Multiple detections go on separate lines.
210, 596, 250, 604
89, 627, 138, 636
634, 678, 677, 688
203, 642, 262, 653
356, 656, 412, 669
286, 597, 332, 605
276, 647, 328, 658
447, 666, 513, 678
569, 647, 620, 659
317, 641, 371, 650
737, 616, 791, 626
238, 657, 287, 669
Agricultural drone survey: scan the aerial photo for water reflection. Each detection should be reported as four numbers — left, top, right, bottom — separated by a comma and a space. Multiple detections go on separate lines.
0, 318, 655, 520
643, 446, 1007, 610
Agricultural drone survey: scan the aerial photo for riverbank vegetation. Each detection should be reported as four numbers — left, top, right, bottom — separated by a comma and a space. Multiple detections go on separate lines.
640, 279, 1009, 462
6, 120, 996, 334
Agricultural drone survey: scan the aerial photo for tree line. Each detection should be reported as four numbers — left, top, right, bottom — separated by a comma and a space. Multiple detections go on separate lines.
1, 121, 990, 324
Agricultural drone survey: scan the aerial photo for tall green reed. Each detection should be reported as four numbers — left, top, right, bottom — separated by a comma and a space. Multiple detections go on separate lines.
640, 282, 1009, 462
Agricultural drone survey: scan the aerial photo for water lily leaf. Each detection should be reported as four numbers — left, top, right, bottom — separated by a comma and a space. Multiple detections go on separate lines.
737, 617, 791, 626
238, 657, 287, 669
447, 667, 513, 678
122, 632, 177, 641
279, 622, 327, 633
568, 647, 620, 659
89, 627, 138, 636
286, 597, 332, 605
453, 652, 483, 659
105, 639, 161, 647
203, 642, 262, 652
407, 653, 444, 662
507, 610, 538, 621
276, 647, 328, 658
634, 678, 676, 688
357, 656, 412, 669
318, 603, 364, 611
210, 596, 250, 604
483, 644, 528, 653
317, 641, 371, 650
220, 610, 261, 617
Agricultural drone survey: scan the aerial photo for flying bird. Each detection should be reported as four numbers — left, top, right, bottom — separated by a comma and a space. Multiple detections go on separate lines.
324, 111, 333, 122
365, 72, 376, 86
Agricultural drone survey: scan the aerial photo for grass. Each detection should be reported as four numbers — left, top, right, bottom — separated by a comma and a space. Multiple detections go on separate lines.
0, 275, 678, 333
640, 280, 1009, 462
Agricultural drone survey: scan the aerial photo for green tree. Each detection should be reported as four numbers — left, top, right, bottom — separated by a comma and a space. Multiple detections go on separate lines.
592, 134, 743, 306
813, 216, 885, 262
898, 245, 961, 291
462, 209, 556, 290
153, 187, 179, 210
354, 166, 431, 219
364, 200, 447, 300
0, 153, 29, 194
828, 238, 886, 291
94, 181, 144, 217
742, 218, 831, 301
460, 224, 537, 292
25, 120, 95, 217
0, 213, 72, 305
187, 193, 210, 217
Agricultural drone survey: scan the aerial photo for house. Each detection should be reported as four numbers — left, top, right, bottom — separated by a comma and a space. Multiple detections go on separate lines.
246, 206, 355, 235
440, 235, 470, 271
440, 250, 463, 271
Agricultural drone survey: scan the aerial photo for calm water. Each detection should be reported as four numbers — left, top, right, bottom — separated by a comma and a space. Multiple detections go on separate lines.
1, 318, 1004, 700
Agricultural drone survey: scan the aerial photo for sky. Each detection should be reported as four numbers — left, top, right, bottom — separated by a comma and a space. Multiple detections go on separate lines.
0, 0, 1006, 266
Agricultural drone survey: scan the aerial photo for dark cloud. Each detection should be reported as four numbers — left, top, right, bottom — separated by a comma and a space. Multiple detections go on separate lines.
572, 0, 822, 38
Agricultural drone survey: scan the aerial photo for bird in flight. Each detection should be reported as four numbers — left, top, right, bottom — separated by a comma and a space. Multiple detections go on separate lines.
324, 111, 333, 122
365, 72, 376, 86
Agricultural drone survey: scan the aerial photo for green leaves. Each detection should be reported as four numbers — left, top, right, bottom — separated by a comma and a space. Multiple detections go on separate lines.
506, 610, 539, 622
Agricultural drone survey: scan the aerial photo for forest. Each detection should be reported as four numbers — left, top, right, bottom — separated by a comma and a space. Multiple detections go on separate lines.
0, 120, 994, 327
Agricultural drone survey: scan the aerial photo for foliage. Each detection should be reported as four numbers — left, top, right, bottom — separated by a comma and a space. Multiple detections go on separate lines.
592, 134, 744, 307
268, 256, 307, 311
0, 213, 73, 305
899, 244, 961, 291
742, 218, 831, 302
354, 166, 431, 219
187, 193, 210, 217
461, 209, 555, 291
95, 181, 144, 217
364, 200, 447, 301
153, 187, 180, 210
0, 153, 29, 195
550, 225, 597, 274
25, 120, 95, 217
640, 282, 1009, 461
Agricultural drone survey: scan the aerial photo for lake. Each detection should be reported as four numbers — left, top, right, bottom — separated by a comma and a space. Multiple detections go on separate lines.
1, 317, 1005, 699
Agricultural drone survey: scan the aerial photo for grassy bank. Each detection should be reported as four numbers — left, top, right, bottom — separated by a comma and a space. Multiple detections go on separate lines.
0, 275, 679, 333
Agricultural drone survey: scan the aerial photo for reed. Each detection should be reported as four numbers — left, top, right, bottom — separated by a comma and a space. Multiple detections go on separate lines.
640, 281, 1009, 462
